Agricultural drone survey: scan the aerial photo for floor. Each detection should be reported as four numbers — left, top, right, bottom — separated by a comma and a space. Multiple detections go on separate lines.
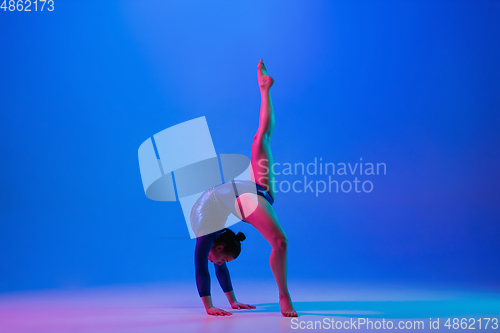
1, 279, 499, 333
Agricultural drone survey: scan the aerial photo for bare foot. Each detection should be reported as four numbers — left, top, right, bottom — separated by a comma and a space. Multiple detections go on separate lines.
279, 295, 298, 317
257, 59, 274, 91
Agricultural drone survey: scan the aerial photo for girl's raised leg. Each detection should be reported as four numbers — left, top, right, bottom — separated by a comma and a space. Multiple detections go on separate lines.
250, 59, 276, 199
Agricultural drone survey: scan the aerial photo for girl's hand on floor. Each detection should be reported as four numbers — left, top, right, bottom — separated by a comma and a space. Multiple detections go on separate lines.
206, 306, 232, 316
231, 301, 256, 310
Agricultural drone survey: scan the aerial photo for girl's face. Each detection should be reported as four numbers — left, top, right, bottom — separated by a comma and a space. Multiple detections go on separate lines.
208, 245, 235, 266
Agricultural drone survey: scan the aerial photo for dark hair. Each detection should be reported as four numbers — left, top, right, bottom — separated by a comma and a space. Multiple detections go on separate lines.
213, 228, 246, 259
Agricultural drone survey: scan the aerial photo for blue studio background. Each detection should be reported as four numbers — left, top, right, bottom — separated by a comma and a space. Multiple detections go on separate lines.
1, 0, 499, 293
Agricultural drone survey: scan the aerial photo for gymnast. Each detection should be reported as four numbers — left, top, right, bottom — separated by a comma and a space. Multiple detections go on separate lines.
190, 59, 297, 317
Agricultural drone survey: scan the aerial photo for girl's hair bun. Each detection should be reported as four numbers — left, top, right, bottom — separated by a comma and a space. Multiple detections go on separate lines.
235, 232, 246, 242
214, 228, 246, 259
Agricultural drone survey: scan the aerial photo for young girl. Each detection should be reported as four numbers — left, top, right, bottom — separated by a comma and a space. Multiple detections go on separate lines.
191, 59, 297, 317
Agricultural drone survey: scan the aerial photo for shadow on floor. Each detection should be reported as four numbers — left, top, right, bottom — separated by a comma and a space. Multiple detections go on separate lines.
251, 299, 500, 318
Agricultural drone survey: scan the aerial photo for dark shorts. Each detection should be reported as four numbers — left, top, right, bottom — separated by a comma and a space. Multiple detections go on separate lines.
190, 180, 274, 236
212, 179, 274, 216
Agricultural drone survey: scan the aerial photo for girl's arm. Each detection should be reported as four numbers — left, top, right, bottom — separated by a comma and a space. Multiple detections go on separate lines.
195, 235, 232, 316
194, 235, 212, 298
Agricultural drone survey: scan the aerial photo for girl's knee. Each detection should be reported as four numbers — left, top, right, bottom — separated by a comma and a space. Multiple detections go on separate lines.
253, 132, 271, 145
271, 235, 288, 251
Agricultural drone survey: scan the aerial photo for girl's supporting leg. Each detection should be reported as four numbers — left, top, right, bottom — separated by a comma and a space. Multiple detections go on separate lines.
235, 192, 297, 317
251, 59, 276, 199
